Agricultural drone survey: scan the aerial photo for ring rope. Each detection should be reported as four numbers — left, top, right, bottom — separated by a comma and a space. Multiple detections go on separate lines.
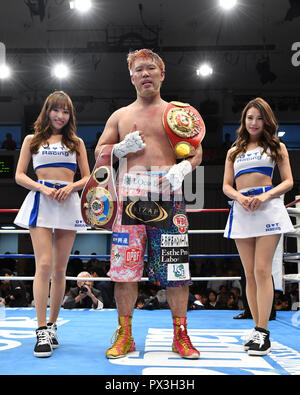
285, 197, 300, 208
0, 275, 299, 282
0, 275, 242, 282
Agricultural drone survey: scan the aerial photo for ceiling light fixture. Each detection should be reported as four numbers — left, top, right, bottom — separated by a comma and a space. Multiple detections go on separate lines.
219, 0, 237, 10
52, 63, 70, 79
196, 63, 213, 77
0, 64, 11, 79
69, 0, 92, 13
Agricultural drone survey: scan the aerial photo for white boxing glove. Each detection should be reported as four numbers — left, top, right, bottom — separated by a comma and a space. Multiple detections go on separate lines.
165, 160, 192, 191
113, 131, 146, 159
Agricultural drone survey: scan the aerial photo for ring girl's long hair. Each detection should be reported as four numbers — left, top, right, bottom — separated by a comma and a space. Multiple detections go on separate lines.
229, 97, 282, 163
30, 91, 80, 155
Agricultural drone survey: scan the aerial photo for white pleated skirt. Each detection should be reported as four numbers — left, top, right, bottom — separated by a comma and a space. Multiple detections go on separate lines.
14, 180, 87, 231
224, 187, 295, 239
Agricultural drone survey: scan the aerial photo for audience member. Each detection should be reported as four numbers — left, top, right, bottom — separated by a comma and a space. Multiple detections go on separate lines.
67, 250, 83, 276
89, 263, 115, 308
2, 133, 17, 150
188, 292, 205, 310
229, 287, 243, 309
226, 292, 239, 310
206, 290, 218, 309
274, 295, 290, 311
0, 252, 17, 272
63, 272, 103, 309
0, 268, 28, 307
135, 296, 145, 309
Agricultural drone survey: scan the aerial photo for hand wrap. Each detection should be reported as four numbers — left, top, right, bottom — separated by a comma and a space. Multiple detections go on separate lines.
165, 160, 192, 191
113, 131, 146, 159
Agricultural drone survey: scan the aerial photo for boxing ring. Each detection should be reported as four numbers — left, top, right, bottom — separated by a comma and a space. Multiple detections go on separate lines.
0, 200, 300, 376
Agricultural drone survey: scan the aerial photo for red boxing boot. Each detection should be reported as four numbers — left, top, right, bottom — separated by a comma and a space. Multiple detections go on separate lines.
172, 317, 200, 359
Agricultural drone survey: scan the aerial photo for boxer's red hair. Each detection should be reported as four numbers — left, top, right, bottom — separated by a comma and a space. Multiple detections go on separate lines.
127, 49, 165, 75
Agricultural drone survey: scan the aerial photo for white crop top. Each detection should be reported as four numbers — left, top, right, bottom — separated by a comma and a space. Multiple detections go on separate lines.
233, 146, 275, 180
32, 141, 77, 172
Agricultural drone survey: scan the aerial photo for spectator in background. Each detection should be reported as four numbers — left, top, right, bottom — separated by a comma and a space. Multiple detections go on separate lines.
63, 271, 103, 310
2, 133, 17, 150
200, 292, 208, 308
206, 290, 218, 309
289, 284, 299, 310
0, 252, 17, 272
229, 287, 244, 310
0, 268, 28, 307
274, 294, 290, 311
86, 252, 100, 271
135, 296, 145, 309
67, 250, 83, 276
89, 263, 115, 308
141, 284, 160, 310
188, 292, 204, 310
226, 292, 239, 310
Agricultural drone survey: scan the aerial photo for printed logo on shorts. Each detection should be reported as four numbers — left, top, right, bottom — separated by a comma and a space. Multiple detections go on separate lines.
124, 248, 141, 266
112, 249, 122, 265
160, 246, 189, 264
265, 223, 281, 232
173, 214, 188, 233
122, 173, 160, 193
112, 232, 130, 246
122, 199, 172, 229
161, 234, 189, 248
167, 263, 190, 281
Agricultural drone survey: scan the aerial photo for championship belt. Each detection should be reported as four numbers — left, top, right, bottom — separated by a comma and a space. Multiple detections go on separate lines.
162, 101, 205, 158
81, 145, 118, 230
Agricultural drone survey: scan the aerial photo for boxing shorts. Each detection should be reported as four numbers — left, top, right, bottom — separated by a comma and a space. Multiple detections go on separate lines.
108, 171, 192, 288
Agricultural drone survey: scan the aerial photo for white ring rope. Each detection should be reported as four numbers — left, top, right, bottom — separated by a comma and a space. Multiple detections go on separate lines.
0, 276, 242, 282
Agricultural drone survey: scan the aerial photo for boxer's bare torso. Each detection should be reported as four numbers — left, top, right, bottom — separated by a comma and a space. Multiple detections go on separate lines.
95, 55, 202, 175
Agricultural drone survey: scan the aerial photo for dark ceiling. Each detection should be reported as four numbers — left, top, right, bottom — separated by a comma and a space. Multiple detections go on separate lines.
0, 0, 300, 111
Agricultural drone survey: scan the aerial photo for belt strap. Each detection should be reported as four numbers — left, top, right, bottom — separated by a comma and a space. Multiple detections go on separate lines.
38, 180, 67, 189
241, 186, 273, 197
